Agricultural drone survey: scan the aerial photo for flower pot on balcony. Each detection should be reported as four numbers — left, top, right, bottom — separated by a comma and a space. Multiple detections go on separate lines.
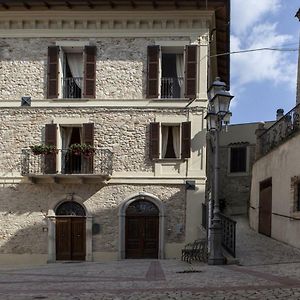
30, 145, 58, 155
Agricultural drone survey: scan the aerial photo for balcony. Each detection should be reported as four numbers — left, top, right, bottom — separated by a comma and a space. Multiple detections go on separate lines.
258, 104, 300, 157
21, 148, 113, 184
62, 77, 83, 99
161, 77, 183, 99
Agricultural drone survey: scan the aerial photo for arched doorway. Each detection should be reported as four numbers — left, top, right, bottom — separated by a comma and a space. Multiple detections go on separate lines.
55, 201, 86, 261
125, 200, 159, 258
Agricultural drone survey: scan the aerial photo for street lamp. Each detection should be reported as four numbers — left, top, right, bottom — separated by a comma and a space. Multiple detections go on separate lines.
205, 77, 234, 265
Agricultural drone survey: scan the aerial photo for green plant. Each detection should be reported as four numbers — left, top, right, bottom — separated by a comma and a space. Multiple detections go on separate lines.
30, 145, 58, 155
68, 143, 95, 157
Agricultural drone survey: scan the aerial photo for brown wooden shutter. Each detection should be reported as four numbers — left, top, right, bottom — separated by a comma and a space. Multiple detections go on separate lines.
181, 121, 191, 159
45, 123, 57, 174
185, 45, 197, 99
83, 46, 96, 99
47, 46, 59, 99
149, 122, 160, 159
147, 45, 160, 98
82, 123, 94, 173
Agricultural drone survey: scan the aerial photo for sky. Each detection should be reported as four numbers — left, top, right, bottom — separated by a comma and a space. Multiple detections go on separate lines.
229, 0, 299, 124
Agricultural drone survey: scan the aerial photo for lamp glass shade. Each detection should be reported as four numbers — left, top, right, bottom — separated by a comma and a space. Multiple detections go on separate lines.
205, 112, 218, 131
211, 90, 233, 115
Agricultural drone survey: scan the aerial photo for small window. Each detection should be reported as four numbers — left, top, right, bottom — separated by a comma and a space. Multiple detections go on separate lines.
161, 125, 180, 158
230, 147, 247, 173
149, 122, 191, 160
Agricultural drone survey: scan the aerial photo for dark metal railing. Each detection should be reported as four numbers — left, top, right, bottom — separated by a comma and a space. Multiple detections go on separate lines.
219, 213, 236, 257
62, 77, 83, 98
21, 148, 113, 176
161, 77, 183, 99
260, 104, 300, 156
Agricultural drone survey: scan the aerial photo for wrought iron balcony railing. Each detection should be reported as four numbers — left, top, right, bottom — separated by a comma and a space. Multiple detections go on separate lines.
161, 77, 183, 99
260, 104, 300, 156
62, 77, 83, 98
21, 148, 113, 176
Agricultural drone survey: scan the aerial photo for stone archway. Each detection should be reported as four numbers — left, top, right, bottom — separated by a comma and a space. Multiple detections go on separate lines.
47, 194, 92, 263
118, 192, 165, 259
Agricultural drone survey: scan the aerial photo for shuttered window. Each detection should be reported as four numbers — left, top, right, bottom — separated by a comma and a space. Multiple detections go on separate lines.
184, 45, 197, 99
147, 46, 160, 98
44, 123, 57, 174
47, 46, 59, 99
84, 46, 96, 98
149, 122, 191, 160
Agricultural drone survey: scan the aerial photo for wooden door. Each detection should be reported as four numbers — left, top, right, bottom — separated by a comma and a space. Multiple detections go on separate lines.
125, 216, 159, 259
56, 218, 86, 260
259, 183, 272, 237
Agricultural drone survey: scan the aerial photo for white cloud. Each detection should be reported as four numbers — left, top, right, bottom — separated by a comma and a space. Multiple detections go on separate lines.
230, 0, 297, 95
231, 0, 281, 35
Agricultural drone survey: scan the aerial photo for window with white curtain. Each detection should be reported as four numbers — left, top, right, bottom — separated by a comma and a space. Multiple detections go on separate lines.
60, 47, 84, 99
161, 125, 180, 159
160, 47, 184, 99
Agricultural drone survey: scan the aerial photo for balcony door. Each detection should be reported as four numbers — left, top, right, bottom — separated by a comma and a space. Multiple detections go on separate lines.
125, 200, 159, 259
55, 201, 86, 261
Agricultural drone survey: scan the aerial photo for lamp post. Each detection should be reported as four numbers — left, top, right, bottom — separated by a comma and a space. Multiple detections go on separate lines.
205, 77, 234, 265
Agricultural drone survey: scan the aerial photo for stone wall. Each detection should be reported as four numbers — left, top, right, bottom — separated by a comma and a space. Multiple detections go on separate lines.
0, 37, 189, 100
0, 183, 185, 254
0, 107, 194, 174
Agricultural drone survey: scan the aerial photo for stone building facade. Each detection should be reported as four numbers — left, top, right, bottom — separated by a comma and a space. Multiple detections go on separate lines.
0, 0, 229, 264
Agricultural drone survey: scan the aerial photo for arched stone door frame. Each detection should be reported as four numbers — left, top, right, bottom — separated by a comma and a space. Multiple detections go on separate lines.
118, 192, 165, 259
47, 194, 92, 263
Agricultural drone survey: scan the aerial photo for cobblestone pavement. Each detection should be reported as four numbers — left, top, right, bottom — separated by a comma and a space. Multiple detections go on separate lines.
2, 260, 300, 299
2, 218, 300, 299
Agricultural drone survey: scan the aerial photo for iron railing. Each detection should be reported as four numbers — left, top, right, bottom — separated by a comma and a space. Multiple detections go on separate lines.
260, 104, 300, 156
21, 148, 113, 176
161, 77, 183, 99
62, 77, 83, 98
219, 213, 236, 257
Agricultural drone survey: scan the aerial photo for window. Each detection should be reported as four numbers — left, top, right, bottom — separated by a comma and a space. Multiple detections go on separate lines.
60, 49, 83, 98
47, 45, 96, 99
44, 123, 94, 174
229, 146, 247, 173
161, 125, 180, 158
147, 45, 197, 99
149, 122, 191, 160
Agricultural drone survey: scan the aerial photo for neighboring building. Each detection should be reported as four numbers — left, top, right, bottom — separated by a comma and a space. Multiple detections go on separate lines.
219, 123, 262, 216
218, 119, 276, 216
249, 9, 300, 248
0, 0, 230, 264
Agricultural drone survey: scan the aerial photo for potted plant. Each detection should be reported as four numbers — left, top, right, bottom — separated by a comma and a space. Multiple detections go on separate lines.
68, 143, 95, 157
30, 145, 58, 155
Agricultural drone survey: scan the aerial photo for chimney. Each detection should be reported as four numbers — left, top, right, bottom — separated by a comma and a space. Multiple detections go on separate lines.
276, 109, 284, 120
